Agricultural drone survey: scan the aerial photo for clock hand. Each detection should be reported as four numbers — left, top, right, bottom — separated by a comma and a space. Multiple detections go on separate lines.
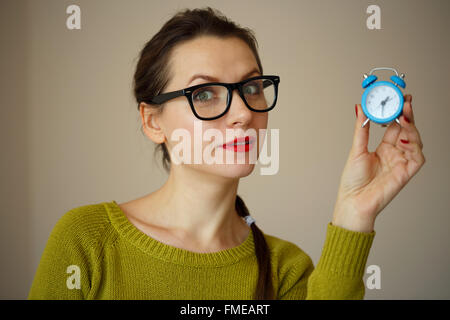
383, 96, 391, 118
379, 96, 391, 116
378, 96, 389, 118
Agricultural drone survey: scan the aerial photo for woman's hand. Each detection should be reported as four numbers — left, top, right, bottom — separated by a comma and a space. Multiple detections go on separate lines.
332, 94, 425, 233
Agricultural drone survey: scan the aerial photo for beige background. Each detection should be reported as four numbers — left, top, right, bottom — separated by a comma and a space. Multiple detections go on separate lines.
1, 0, 449, 299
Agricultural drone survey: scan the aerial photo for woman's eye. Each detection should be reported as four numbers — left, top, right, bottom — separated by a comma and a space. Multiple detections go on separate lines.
244, 83, 261, 95
193, 90, 213, 102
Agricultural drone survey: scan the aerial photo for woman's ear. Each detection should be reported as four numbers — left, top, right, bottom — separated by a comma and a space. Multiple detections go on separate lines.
151, 117, 160, 129
140, 103, 165, 143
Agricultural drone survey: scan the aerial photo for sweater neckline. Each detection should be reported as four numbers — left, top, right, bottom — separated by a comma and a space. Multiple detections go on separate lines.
104, 200, 255, 267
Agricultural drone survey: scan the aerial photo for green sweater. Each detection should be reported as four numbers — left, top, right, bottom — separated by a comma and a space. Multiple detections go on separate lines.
28, 201, 375, 300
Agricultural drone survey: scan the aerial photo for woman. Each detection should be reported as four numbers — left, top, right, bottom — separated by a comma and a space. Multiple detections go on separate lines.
28, 7, 425, 300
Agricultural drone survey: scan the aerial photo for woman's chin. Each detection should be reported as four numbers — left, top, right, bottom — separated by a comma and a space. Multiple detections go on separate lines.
194, 163, 256, 179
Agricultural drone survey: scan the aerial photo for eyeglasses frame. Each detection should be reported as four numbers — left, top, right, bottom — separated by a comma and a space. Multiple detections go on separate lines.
139, 75, 280, 121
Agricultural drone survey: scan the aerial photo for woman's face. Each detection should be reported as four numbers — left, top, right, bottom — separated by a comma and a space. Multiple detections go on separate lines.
149, 35, 268, 179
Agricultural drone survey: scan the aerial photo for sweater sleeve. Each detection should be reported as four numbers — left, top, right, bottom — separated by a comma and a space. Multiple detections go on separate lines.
279, 222, 375, 300
28, 208, 101, 300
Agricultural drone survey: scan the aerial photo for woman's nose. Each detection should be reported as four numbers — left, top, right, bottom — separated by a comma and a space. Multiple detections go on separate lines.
225, 89, 253, 126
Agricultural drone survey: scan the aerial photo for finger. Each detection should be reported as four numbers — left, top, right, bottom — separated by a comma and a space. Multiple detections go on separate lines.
398, 95, 423, 150
381, 119, 402, 146
398, 139, 426, 176
402, 94, 414, 124
398, 114, 424, 150
350, 104, 370, 157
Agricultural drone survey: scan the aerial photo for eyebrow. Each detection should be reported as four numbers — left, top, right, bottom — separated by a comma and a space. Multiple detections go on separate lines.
186, 68, 261, 86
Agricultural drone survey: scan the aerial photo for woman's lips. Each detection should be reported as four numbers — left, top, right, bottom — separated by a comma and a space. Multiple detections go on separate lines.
221, 136, 255, 152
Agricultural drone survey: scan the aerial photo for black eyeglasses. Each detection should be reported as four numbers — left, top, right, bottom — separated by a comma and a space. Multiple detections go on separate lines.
138, 75, 280, 121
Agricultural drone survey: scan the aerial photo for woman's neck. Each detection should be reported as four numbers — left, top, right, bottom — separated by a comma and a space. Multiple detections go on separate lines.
139, 165, 249, 250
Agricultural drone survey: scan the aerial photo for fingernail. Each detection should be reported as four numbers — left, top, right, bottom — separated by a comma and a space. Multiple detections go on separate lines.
355, 104, 358, 117
404, 115, 410, 123
400, 139, 410, 144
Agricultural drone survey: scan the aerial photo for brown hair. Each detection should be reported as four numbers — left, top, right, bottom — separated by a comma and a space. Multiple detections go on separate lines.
132, 6, 274, 300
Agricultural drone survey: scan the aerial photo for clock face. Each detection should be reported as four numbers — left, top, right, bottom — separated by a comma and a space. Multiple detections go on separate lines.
364, 84, 401, 119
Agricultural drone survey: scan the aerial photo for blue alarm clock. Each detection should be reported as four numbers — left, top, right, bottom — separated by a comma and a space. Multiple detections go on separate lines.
361, 67, 406, 128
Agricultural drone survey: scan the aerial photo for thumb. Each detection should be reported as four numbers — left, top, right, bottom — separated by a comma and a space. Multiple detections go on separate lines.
350, 104, 370, 157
